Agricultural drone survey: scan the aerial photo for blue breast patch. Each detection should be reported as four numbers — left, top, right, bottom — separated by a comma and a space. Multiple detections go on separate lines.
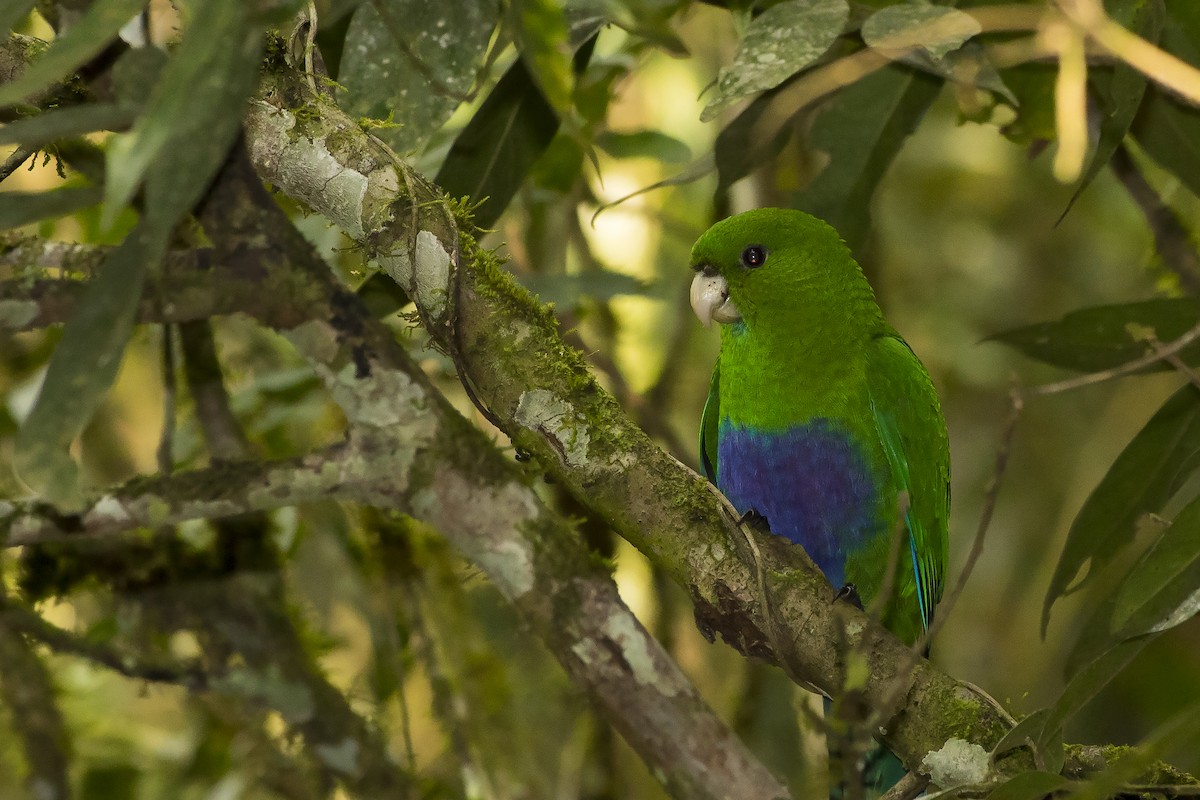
717, 418, 880, 588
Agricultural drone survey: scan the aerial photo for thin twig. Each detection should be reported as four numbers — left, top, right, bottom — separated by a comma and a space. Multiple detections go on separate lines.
919, 384, 1024, 652
0, 145, 36, 183
178, 320, 252, 461
856, 387, 1024, 757
4, 604, 210, 689
878, 771, 930, 800
1030, 319, 1200, 396
1147, 333, 1200, 391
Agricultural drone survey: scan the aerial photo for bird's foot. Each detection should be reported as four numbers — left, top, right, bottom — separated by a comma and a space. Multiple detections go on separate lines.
833, 583, 863, 610
737, 508, 771, 533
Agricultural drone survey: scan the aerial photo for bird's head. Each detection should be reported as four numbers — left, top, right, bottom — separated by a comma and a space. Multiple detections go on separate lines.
689, 208, 874, 333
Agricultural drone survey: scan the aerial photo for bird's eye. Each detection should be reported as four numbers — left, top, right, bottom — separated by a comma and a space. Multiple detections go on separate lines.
740, 245, 768, 269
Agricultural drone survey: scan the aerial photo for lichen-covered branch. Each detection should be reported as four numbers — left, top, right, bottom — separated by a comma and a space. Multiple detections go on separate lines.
0, 453, 347, 547
0, 239, 321, 332
1, 111, 791, 796
197, 144, 792, 800
244, 55, 1019, 778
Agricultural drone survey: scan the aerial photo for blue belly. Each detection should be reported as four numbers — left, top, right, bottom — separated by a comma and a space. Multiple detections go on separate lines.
717, 419, 880, 587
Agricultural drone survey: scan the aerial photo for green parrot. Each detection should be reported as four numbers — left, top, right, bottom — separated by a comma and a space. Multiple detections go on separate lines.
689, 206, 949, 653
689, 207, 950, 793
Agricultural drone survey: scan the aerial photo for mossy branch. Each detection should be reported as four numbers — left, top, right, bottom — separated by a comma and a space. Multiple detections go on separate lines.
243, 48, 1025, 781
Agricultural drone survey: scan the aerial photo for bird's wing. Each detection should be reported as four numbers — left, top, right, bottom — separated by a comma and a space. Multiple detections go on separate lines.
700, 360, 720, 484
867, 333, 950, 631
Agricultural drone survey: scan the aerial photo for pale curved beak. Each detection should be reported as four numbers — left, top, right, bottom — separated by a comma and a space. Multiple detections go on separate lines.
690, 269, 741, 328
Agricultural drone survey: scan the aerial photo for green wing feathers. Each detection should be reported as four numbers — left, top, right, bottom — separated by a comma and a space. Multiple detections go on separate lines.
867, 334, 950, 633
700, 362, 720, 483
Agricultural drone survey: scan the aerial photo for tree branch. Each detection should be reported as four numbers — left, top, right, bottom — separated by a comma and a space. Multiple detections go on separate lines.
244, 53, 1021, 780
0, 240, 322, 332
1, 120, 792, 797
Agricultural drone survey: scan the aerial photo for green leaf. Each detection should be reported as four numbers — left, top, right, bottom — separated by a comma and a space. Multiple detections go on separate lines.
995, 639, 1152, 777
0, 186, 102, 230
1111, 493, 1200, 636
701, 0, 849, 122
991, 707, 1052, 758
435, 57, 556, 229
104, 0, 265, 228
13, 224, 166, 506
0, 104, 135, 148
998, 62, 1057, 145
1047, 637, 1151, 741
435, 26, 599, 228
1129, 3, 1200, 200
1043, 386, 1200, 630
513, 0, 575, 118
712, 85, 794, 197
15, 0, 266, 504
596, 130, 691, 163
590, 154, 715, 222
0, 0, 148, 106
861, 3, 980, 62
520, 270, 648, 307
313, 0, 366, 25
0, 0, 38, 37
989, 298, 1200, 373
985, 771, 1071, 800
787, 63, 940, 254
1061, 0, 1164, 219
110, 41, 170, 109
714, 61, 940, 254
337, 0, 497, 155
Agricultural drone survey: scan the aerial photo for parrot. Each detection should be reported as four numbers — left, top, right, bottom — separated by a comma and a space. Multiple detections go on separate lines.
689, 207, 949, 791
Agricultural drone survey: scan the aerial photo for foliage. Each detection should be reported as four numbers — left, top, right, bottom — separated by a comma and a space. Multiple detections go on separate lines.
2, 0, 1200, 798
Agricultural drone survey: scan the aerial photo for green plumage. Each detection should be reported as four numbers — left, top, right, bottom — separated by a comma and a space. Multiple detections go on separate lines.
691, 208, 949, 644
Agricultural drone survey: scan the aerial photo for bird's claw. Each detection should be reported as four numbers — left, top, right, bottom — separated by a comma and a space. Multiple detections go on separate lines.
737, 508, 771, 533
833, 583, 863, 610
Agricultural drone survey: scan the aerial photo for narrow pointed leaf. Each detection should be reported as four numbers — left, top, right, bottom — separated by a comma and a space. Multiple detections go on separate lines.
788, 63, 940, 254
1045, 637, 1151, 740
1130, 3, 1200, 200
596, 130, 691, 163
104, 0, 265, 228
990, 298, 1200, 373
13, 223, 165, 506
435, 25, 599, 228
701, 0, 849, 122
513, 0, 575, 118
0, 0, 148, 106
991, 707, 1052, 757
0, 186, 102, 230
716, 60, 939, 255
1061, 0, 1163, 219
1043, 386, 1200, 629
985, 771, 1071, 800
1111, 494, 1200, 636
0, 104, 135, 147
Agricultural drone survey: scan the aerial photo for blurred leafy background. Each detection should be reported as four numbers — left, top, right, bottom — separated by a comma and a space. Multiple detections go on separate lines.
3, 0, 1200, 797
